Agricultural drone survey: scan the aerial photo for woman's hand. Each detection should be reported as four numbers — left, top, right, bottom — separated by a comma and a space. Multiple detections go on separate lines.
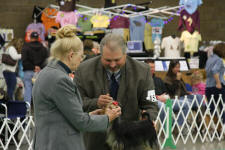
34, 66, 41, 72
105, 106, 121, 122
176, 72, 182, 80
89, 109, 104, 115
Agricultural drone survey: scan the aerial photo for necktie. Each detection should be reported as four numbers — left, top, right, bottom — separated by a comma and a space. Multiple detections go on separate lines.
110, 73, 119, 100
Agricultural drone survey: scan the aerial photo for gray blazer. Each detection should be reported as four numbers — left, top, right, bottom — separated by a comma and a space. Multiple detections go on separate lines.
32, 59, 109, 150
74, 56, 158, 150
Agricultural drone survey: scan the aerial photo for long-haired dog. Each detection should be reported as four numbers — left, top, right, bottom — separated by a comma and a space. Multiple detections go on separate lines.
104, 102, 158, 150
201, 109, 223, 140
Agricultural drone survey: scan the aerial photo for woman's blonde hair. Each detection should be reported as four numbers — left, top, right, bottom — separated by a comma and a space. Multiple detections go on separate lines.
5, 38, 24, 54
50, 24, 83, 60
191, 71, 203, 84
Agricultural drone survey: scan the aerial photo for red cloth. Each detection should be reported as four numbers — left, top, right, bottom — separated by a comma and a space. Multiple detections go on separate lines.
109, 16, 130, 29
178, 9, 200, 33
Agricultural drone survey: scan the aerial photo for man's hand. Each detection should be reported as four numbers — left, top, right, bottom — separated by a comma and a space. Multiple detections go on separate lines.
34, 66, 41, 72
216, 82, 222, 89
156, 93, 169, 103
97, 94, 113, 108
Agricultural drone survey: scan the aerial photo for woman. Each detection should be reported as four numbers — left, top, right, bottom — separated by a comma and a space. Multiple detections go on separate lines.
2, 38, 23, 100
164, 60, 205, 108
32, 25, 121, 150
205, 43, 225, 124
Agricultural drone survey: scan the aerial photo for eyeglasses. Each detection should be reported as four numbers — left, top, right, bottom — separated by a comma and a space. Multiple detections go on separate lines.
74, 51, 86, 61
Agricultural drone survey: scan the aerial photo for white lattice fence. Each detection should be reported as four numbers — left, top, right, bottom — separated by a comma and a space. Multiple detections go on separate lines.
0, 95, 224, 150
0, 116, 35, 150
155, 94, 225, 149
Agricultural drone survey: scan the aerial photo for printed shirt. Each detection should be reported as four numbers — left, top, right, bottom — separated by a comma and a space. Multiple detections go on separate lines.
129, 16, 146, 41
56, 11, 79, 27
205, 54, 225, 87
0, 29, 14, 42
192, 82, 206, 95
150, 18, 164, 42
90, 15, 110, 28
109, 16, 130, 29
179, 0, 203, 15
41, 8, 60, 33
180, 30, 201, 53
144, 23, 154, 50
77, 16, 92, 32
161, 36, 181, 58
25, 23, 45, 41
178, 9, 200, 33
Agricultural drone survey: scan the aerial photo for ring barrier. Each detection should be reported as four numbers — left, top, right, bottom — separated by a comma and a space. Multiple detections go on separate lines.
0, 95, 224, 150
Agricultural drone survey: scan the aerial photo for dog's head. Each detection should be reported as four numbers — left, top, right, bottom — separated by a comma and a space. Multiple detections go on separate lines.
106, 109, 158, 150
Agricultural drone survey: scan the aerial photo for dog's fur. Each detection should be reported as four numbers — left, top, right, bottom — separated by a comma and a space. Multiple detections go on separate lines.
202, 114, 223, 139
104, 103, 158, 150
187, 108, 223, 140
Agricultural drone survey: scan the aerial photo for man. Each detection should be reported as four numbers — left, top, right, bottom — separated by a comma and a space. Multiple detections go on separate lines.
74, 33, 158, 150
22, 32, 49, 106
146, 60, 189, 135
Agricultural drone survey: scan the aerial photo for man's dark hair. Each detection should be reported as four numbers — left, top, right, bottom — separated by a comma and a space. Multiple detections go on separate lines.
213, 43, 225, 58
30, 32, 39, 39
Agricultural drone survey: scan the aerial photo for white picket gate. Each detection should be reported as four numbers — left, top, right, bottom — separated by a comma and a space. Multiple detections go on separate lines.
0, 95, 224, 150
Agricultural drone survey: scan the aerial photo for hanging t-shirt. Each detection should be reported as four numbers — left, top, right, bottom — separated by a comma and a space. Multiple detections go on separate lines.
90, 15, 110, 28
129, 16, 146, 41
150, 18, 164, 43
161, 36, 181, 58
77, 8, 92, 32
179, 0, 203, 15
41, 8, 60, 33
56, 11, 79, 27
109, 16, 130, 29
25, 23, 45, 41
0, 29, 14, 42
180, 30, 201, 53
178, 9, 200, 33
57, 0, 76, 12
144, 23, 154, 50
77, 15, 92, 32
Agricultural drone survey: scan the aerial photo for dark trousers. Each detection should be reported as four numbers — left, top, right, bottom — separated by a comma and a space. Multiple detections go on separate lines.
206, 84, 225, 124
3, 71, 17, 100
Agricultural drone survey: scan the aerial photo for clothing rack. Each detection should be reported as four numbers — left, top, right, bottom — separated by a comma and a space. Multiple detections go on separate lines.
34, 4, 58, 20
49, 3, 183, 19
